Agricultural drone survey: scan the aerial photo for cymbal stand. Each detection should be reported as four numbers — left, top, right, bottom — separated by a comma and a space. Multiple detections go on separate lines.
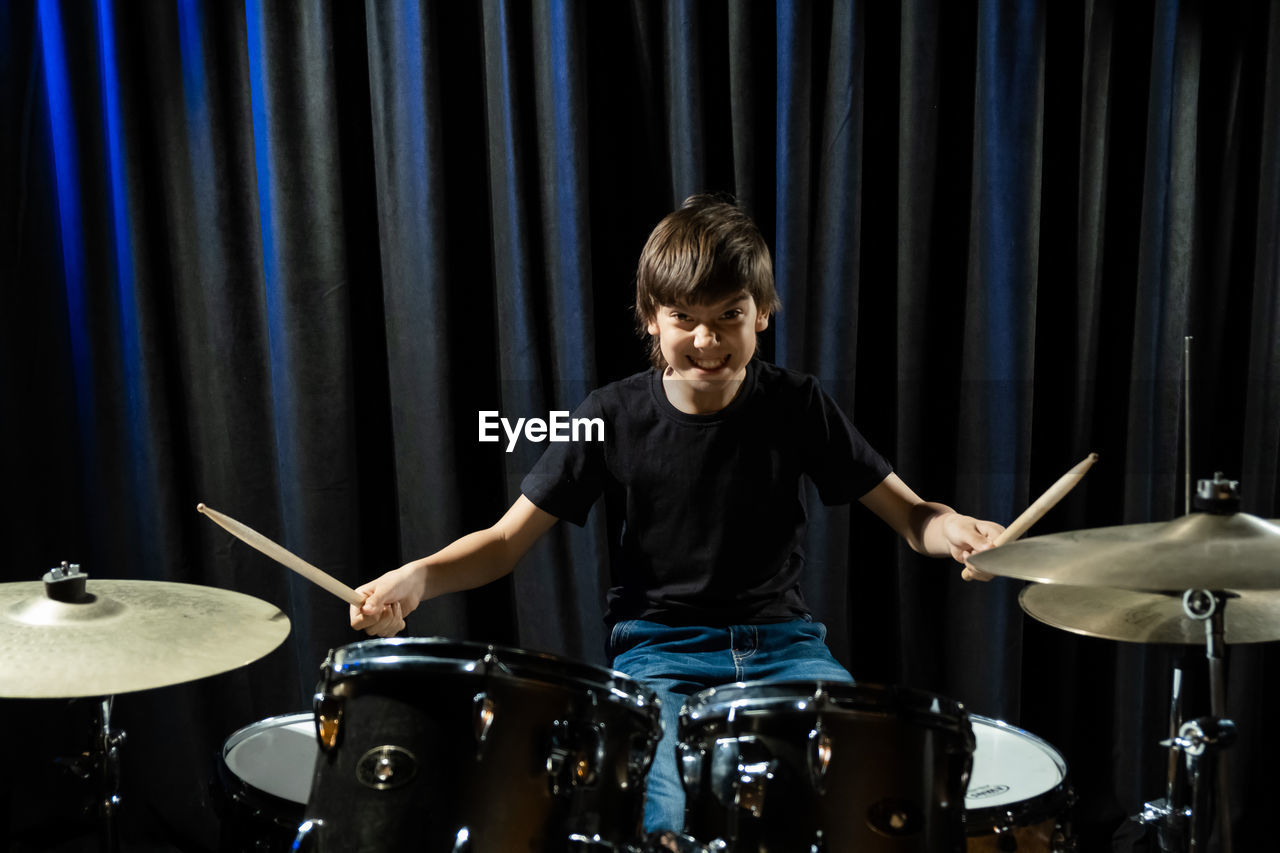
1137, 660, 1187, 850
1181, 589, 1233, 852
44, 564, 126, 852
51, 696, 125, 852
1136, 590, 1236, 853
93, 695, 125, 853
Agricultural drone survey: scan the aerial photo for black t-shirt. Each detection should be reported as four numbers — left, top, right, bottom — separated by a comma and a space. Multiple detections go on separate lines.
520, 359, 893, 627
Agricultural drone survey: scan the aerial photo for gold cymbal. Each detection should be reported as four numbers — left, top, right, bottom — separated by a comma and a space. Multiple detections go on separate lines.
0, 579, 290, 698
1019, 583, 1280, 644
967, 513, 1280, 591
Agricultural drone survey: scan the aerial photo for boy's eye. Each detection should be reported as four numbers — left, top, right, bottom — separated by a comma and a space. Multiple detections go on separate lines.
722, 309, 743, 320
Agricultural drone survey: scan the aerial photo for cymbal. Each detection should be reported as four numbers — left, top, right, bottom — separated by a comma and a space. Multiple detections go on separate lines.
0, 579, 290, 698
1020, 583, 1280, 644
966, 512, 1280, 591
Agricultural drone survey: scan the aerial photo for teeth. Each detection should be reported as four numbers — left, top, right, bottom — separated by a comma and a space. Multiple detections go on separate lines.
689, 355, 728, 370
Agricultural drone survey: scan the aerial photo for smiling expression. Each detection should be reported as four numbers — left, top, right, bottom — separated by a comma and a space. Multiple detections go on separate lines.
646, 291, 770, 413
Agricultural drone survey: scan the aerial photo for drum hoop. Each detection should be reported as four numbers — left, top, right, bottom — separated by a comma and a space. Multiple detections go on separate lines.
964, 714, 1072, 829
326, 637, 659, 719
968, 714, 1069, 776
963, 783, 1073, 833
221, 711, 315, 757
680, 680, 971, 737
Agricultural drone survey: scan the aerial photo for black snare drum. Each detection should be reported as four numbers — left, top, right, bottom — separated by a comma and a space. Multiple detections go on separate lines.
678, 681, 975, 852
216, 713, 316, 851
295, 637, 662, 852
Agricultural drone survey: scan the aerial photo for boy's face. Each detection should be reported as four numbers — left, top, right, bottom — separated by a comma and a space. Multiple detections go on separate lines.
646, 291, 770, 398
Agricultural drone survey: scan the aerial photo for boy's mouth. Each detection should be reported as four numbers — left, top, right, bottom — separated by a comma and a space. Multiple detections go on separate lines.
687, 354, 731, 371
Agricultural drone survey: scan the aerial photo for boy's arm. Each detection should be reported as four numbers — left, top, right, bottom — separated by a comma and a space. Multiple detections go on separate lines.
858, 473, 1003, 580
349, 494, 559, 636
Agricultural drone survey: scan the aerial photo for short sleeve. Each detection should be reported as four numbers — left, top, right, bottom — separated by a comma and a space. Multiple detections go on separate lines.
801, 381, 893, 505
519, 393, 610, 526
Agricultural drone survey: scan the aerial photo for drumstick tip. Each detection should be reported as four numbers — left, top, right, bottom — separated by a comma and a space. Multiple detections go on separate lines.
196, 502, 207, 514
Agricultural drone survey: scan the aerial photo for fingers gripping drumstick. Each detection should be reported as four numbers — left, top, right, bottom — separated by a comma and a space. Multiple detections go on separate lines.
995, 453, 1100, 547
197, 503, 364, 606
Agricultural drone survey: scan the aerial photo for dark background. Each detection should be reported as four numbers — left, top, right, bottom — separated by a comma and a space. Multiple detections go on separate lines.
2, 0, 1278, 849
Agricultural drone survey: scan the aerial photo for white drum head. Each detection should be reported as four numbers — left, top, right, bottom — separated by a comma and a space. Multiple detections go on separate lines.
965, 715, 1066, 810
223, 713, 317, 804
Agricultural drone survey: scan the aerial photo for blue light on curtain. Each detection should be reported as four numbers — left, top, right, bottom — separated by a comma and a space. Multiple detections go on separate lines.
541, 0, 593, 394
38, 0, 96, 469
774, 0, 806, 367
176, 0, 215, 216
244, 0, 285, 448
665, 0, 702, 200
243, 0, 296, 526
812, 1, 861, 385
972, 0, 1041, 508
488, 0, 540, 389
243, 0, 313, 647
96, 0, 163, 575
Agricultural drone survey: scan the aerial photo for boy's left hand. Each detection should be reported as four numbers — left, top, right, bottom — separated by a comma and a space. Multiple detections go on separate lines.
939, 512, 1002, 581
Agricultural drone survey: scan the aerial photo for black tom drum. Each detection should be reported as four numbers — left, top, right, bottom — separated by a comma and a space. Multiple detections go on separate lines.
296, 637, 662, 852
678, 681, 975, 852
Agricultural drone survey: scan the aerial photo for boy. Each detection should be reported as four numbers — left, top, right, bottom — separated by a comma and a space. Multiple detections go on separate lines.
350, 194, 1002, 833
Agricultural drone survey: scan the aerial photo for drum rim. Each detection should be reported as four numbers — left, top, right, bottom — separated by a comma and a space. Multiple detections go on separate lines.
963, 714, 1073, 833
678, 679, 971, 734
221, 711, 315, 758
326, 636, 660, 718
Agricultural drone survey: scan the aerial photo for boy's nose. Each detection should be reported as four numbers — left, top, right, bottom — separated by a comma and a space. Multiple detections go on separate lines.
694, 325, 717, 347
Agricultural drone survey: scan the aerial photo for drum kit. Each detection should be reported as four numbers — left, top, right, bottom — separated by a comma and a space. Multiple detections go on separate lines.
3, 478, 1276, 852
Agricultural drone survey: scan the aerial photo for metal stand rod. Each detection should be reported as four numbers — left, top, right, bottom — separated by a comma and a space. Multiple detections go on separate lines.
94, 696, 123, 853
1165, 661, 1184, 805
1202, 604, 1232, 853
1144, 656, 1190, 853
1181, 590, 1233, 853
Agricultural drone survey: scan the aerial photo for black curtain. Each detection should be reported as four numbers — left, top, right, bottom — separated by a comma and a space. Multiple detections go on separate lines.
2, 0, 1278, 849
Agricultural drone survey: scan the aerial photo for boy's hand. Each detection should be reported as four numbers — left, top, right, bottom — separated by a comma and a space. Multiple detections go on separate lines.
349, 563, 426, 636
939, 513, 1002, 581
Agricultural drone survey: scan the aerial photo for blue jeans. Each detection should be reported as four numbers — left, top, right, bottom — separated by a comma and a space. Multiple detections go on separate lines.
608, 618, 854, 834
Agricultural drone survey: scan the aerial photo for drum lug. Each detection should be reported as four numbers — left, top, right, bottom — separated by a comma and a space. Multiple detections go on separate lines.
629, 729, 660, 790
476, 647, 512, 676
313, 692, 343, 751
677, 740, 705, 796
993, 824, 1018, 851
807, 727, 832, 794
866, 797, 925, 838
547, 719, 605, 797
472, 692, 496, 755
711, 735, 775, 818
1051, 824, 1077, 852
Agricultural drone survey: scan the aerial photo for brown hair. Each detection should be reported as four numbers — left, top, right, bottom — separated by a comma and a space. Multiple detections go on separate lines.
634, 193, 779, 369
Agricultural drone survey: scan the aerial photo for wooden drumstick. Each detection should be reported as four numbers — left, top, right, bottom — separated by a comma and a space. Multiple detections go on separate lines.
197, 503, 364, 606
995, 452, 1099, 546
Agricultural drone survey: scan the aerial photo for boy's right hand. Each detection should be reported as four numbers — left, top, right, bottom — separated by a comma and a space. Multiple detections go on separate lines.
349, 563, 426, 637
